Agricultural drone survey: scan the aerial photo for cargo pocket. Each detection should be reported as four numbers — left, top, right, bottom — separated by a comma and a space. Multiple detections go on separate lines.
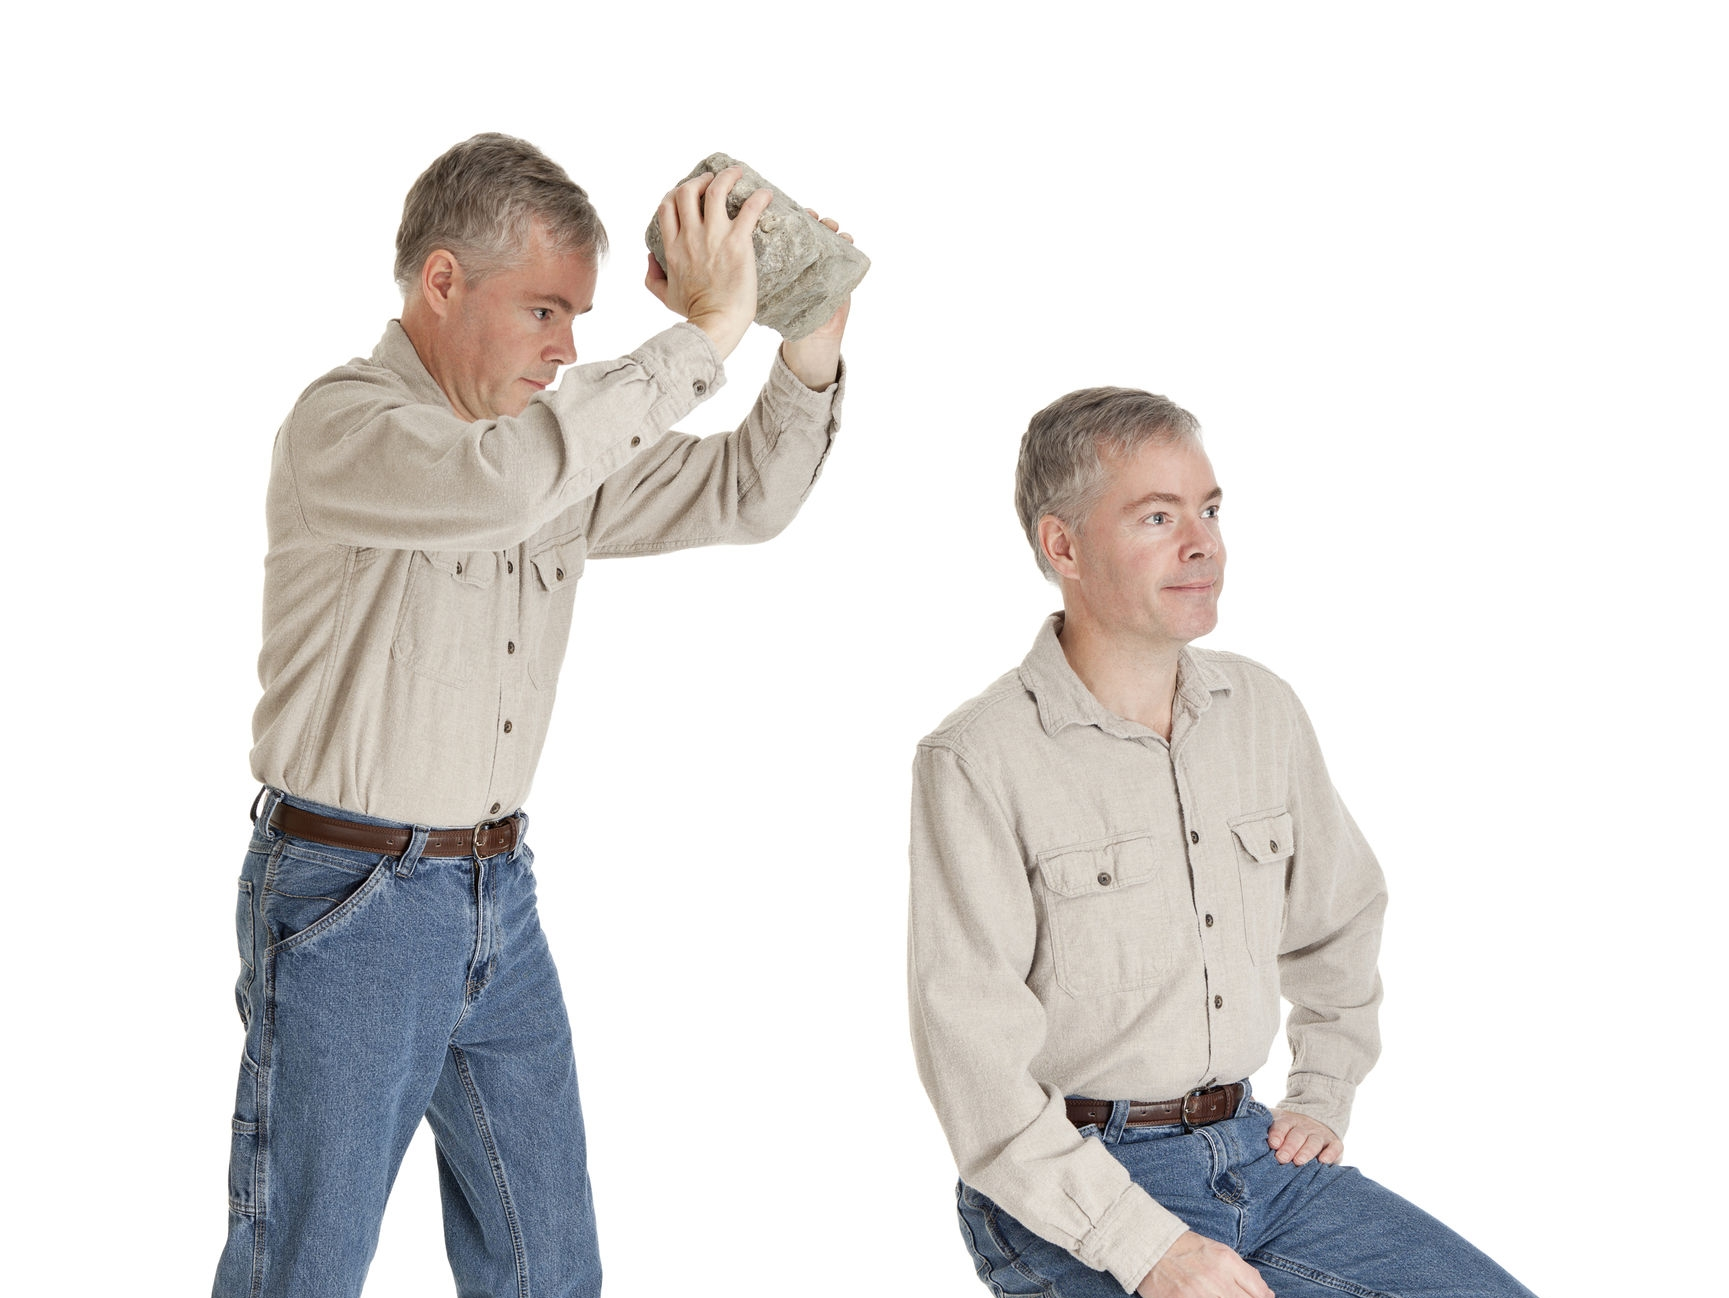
526, 533, 586, 691
1228, 807, 1294, 965
228, 1051, 261, 1218
1035, 833, 1198, 994
391, 549, 498, 686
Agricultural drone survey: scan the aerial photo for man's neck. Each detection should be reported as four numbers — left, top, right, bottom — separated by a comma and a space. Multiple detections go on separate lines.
1055, 608, 1185, 740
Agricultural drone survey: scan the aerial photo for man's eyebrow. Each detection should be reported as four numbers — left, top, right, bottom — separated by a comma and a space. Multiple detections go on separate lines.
1122, 486, 1224, 514
531, 294, 576, 313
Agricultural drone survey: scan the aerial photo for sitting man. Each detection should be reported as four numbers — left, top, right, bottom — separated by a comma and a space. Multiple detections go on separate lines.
907, 388, 1534, 1297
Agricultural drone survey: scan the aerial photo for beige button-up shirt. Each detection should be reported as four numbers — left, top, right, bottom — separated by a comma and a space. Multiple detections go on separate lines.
909, 615, 1386, 1292
250, 320, 841, 827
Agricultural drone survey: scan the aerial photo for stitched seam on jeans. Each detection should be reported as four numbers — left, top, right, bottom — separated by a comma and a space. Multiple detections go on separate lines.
451, 1045, 531, 1297
1247, 1250, 1393, 1297
956, 1195, 1008, 1298
977, 1201, 1057, 1295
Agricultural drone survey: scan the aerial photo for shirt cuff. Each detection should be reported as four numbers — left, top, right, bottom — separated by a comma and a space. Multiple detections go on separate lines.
627, 321, 727, 423
1277, 1071, 1358, 1138
764, 346, 846, 429
1072, 1182, 1190, 1294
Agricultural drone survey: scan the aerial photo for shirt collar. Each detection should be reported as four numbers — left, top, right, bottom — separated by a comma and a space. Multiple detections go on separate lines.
1018, 612, 1232, 741
374, 319, 454, 410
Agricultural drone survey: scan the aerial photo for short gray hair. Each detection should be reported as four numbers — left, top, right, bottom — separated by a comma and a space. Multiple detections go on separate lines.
394, 133, 609, 293
1014, 387, 1202, 581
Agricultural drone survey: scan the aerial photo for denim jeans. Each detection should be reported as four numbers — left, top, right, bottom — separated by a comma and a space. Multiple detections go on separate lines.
957, 1088, 1535, 1297
213, 789, 600, 1298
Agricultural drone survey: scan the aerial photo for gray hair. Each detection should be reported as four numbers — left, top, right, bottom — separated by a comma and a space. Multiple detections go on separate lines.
1014, 387, 1202, 581
394, 133, 609, 294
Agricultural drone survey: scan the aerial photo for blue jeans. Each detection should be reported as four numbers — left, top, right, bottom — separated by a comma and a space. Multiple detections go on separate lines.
214, 789, 600, 1297
957, 1089, 1535, 1297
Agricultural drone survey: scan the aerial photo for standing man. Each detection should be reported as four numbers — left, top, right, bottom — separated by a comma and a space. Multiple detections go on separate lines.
908, 389, 1534, 1297
217, 134, 850, 1297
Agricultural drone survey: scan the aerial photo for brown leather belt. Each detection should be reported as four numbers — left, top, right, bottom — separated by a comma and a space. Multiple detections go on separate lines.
1066, 1082, 1245, 1130
268, 802, 522, 860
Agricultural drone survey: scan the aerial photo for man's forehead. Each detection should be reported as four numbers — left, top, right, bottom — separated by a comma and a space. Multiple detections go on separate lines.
1100, 437, 1219, 499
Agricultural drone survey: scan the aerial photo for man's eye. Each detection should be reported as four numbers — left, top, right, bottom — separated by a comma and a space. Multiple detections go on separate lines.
1145, 512, 1168, 526
532, 308, 553, 322
1202, 505, 1221, 519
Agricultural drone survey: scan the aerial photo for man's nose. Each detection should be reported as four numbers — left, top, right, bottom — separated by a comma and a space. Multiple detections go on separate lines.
546, 325, 576, 367
1180, 519, 1218, 561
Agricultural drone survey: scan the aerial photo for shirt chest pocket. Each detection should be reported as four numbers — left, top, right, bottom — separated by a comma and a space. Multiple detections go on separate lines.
1034, 833, 1200, 996
390, 550, 498, 687
1227, 808, 1294, 965
524, 534, 587, 691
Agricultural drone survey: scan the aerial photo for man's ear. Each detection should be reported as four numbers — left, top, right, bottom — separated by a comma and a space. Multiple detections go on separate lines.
1038, 514, 1082, 582
419, 249, 461, 319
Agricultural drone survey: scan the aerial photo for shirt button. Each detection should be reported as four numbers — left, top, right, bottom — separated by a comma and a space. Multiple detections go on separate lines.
1269, 839, 1279, 852
1189, 830, 1200, 844
630, 435, 641, 447
555, 568, 564, 581
503, 720, 513, 734
1205, 914, 1214, 927
1214, 995, 1224, 1009
507, 559, 515, 574
1096, 872, 1112, 887
507, 641, 516, 654
454, 561, 463, 575
490, 802, 501, 815
693, 379, 708, 396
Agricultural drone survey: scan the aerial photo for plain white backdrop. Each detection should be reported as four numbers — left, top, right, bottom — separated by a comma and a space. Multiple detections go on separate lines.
5, 3, 1724, 1294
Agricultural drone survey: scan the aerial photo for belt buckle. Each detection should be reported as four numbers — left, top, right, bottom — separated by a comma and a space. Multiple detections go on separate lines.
1181, 1085, 1220, 1127
472, 818, 500, 859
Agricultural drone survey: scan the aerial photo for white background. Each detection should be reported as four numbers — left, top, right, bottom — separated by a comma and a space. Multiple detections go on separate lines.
5, 3, 1724, 1294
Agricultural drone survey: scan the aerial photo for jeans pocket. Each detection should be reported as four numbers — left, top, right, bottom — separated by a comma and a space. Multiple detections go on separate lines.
234, 879, 255, 1024
228, 1052, 261, 1218
262, 839, 391, 956
956, 1183, 1056, 1297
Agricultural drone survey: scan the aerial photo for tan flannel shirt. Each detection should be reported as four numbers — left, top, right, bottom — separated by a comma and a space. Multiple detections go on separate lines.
250, 320, 842, 826
908, 615, 1386, 1292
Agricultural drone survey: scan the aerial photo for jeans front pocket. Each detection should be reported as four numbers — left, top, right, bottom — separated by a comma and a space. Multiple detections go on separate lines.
262, 838, 391, 956
228, 1051, 261, 1218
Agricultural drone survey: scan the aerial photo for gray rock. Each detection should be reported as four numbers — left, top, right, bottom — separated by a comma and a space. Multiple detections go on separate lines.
645, 153, 869, 341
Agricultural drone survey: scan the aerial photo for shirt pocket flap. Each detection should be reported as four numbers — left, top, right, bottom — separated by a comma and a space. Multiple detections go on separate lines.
530, 535, 588, 591
1228, 809, 1295, 864
1036, 834, 1159, 898
424, 550, 496, 587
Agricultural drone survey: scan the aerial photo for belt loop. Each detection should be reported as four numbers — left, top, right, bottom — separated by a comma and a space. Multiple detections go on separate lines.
396, 825, 431, 879
255, 787, 287, 839
512, 809, 529, 860
1104, 1099, 1131, 1144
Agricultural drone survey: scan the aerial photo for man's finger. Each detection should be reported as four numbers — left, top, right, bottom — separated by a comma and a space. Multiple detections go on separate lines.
734, 184, 774, 232
656, 193, 679, 242
703, 165, 744, 225
674, 172, 712, 231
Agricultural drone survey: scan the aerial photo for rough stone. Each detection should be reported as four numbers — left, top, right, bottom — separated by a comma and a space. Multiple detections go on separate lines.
645, 153, 869, 341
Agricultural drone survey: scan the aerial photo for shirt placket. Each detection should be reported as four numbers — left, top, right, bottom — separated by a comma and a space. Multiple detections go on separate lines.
481, 546, 526, 820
